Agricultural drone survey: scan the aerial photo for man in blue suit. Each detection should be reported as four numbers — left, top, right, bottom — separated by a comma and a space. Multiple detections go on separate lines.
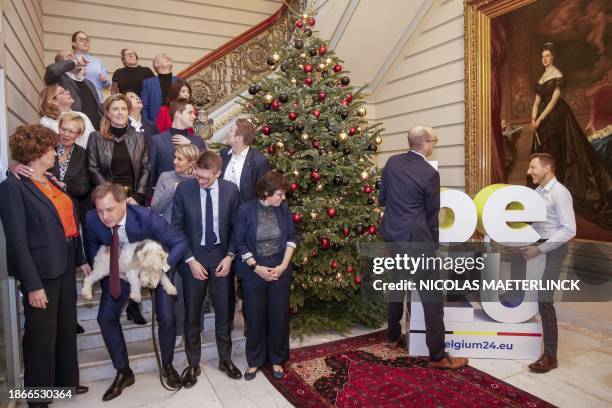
141, 53, 177, 123
172, 151, 242, 387
379, 126, 468, 370
86, 183, 188, 401
149, 98, 206, 192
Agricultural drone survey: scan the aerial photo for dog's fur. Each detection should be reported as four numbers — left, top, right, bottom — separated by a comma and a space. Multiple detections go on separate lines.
82, 239, 177, 302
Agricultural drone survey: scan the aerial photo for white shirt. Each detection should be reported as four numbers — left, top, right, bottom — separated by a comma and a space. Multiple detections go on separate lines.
532, 177, 576, 253
129, 116, 143, 133
113, 212, 129, 247
223, 147, 249, 190
40, 113, 95, 148
199, 179, 221, 246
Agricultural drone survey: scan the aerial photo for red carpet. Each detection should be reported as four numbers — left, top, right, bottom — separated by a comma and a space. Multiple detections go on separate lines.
263, 330, 556, 407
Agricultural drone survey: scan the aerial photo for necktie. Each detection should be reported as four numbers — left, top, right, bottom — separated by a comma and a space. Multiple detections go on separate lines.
109, 225, 121, 300
205, 188, 217, 247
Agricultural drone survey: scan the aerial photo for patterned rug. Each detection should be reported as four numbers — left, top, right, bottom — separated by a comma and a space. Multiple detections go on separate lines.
262, 330, 556, 408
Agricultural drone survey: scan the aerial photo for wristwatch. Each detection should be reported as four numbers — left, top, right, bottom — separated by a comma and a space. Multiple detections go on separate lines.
249, 263, 258, 271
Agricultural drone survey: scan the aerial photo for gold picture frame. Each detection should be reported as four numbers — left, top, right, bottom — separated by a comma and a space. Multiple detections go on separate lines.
463, 0, 536, 196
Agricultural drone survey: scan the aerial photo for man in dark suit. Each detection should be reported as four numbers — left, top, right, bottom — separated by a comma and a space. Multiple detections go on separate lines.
149, 98, 206, 192
379, 126, 468, 369
86, 183, 189, 401
44, 51, 103, 130
141, 53, 177, 123
172, 151, 242, 387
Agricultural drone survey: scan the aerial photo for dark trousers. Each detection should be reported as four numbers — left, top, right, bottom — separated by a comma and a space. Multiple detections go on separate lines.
242, 252, 291, 368
182, 245, 233, 365
388, 300, 412, 342
22, 240, 78, 401
413, 258, 446, 362
97, 277, 176, 369
538, 244, 568, 358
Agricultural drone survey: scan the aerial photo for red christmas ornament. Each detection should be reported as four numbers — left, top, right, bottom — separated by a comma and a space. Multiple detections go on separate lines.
319, 237, 330, 250
346, 264, 355, 274
318, 91, 326, 101
368, 225, 377, 235
290, 182, 299, 192
333, 64, 342, 73
310, 170, 320, 182
267, 144, 276, 155
303, 64, 314, 73
318, 45, 327, 55
288, 111, 298, 121
354, 275, 362, 285
311, 249, 318, 258
346, 92, 353, 102
292, 213, 302, 223
339, 99, 348, 106
363, 185, 373, 194
271, 100, 281, 110
330, 259, 338, 270
349, 127, 357, 136
307, 16, 316, 26
312, 140, 320, 149
326, 207, 337, 218
304, 77, 313, 86
342, 227, 350, 237
312, 109, 321, 118
262, 125, 271, 135
295, 19, 304, 29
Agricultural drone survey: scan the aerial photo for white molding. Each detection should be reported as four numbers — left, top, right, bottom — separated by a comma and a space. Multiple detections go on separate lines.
365, 0, 435, 94
329, 0, 360, 49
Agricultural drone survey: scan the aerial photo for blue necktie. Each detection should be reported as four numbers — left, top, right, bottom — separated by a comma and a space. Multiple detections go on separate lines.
205, 188, 217, 246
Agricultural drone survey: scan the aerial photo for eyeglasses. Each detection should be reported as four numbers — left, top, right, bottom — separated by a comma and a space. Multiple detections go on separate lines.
272, 191, 286, 199
59, 127, 81, 136
124, 52, 137, 58
426, 138, 439, 145
75, 37, 90, 43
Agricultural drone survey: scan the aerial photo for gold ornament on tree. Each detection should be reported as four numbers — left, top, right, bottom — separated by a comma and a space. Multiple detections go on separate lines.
291, 78, 297, 85
317, 63, 326, 72
360, 171, 369, 181
300, 133, 310, 141
271, 52, 280, 63
374, 136, 382, 145
356, 107, 367, 117
338, 132, 348, 142
325, 57, 333, 65
310, 211, 319, 220
263, 94, 274, 103
316, 183, 324, 192
293, 170, 300, 177
276, 141, 285, 149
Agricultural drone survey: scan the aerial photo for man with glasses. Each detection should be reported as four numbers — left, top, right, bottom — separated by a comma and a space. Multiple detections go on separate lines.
44, 51, 103, 130
171, 151, 243, 387
379, 126, 468, 369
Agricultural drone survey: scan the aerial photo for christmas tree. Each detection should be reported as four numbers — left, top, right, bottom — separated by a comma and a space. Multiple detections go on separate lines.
240, 10, 386, 336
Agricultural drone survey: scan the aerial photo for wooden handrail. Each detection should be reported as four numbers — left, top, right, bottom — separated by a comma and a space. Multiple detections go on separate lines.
178, 2, 290, 79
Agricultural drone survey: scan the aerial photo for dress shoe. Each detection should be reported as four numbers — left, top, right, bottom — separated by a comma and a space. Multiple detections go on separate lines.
244, 367, 258, 381
181, 364, 201, 388
76, 323, 85, 334
162, 363, 182, 389
102, 369, 135, 401
387, 334, 407, 349
126, 300, 147, 325
219, 359, 242, 379
529, 354, 558, 373
427, 355, 468, 370
76, 384, 89, 394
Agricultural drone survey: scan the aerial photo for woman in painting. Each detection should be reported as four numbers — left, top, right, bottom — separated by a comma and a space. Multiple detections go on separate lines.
531, 42, 612, 230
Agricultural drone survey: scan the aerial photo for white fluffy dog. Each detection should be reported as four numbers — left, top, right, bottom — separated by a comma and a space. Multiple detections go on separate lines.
82, 239, 177, 302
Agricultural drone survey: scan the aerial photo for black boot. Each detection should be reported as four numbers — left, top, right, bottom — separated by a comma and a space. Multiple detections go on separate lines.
126, 300, 146, 325
102, 368, 135, 401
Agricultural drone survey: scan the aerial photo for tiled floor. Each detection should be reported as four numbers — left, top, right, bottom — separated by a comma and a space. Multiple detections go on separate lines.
20, 315, 612, 408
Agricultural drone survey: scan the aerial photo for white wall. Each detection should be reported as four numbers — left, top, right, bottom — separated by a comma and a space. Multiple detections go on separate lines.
368, 0, 464, 189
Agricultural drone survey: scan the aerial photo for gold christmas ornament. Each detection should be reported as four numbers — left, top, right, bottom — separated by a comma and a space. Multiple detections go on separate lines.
298, 64, 304, 70
302, 13, 309, 19
263, 94, 274, 103
360, 171, 369, 181
276, 141, 285, 149
374, 136, 382, 145
356, 126, 362, 133
317, 63, 326, 72
301, 256, 309, 265
316, 183, 324, 192
357, 107, 367, 117
310, 211, 318, 220
293, 170, 300, 177
300, 53, 307, 58
359, 157, 365, 163
325, 57, 333, 65
271, 52, 280, 63
291, 78, 297, 85
338, 132, 348, 142
300, 133, 309, 141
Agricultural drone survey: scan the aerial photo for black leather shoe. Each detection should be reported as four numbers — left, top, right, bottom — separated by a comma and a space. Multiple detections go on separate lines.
126, 300, 146, 325
162, 363, 182, 389
181, 364, 201, 388
102, 369, 135, 401
76, 384, 89, 394
219, 360, 242, 379
76, 323, 85, 334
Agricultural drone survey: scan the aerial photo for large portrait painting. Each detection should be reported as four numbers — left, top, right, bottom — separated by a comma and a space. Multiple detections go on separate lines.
465, 0, 612, 240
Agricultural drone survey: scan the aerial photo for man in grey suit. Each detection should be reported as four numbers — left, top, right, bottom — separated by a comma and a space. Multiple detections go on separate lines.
379, 126, 468, 369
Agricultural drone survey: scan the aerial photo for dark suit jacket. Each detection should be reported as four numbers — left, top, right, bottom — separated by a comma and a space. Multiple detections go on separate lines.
220, 147, 271, 204
233, 200, 296, 282
171, 178, 239, 260
85, 204, 188, 267
44, 60, 103, 122
149, 130, 206, 190
141, 75, 178, 123
0, 175, 86, 293
53, 144, 90, 201
379, 151, 440, 243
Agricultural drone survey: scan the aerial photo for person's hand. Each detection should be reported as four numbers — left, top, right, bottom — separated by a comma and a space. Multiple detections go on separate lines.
28, 289, 48, 309
189, 259, 208, 280
254, 265, 277, 281
215, 256, 233, 277
76, 55, 88, 66
172, 135, 191, 146
9, 163, 33, 180
521, 246, 542, 260
99, 73, 107, 82
126, 197, 138, 205
79, 263, 92, 277
269, 263, 288, 278
45, 172, 66, 190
